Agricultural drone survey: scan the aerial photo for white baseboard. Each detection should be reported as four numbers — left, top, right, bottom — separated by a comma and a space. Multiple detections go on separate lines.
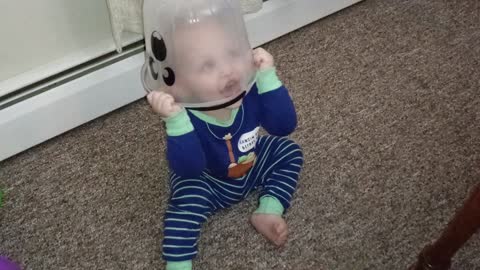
0, 0, 362, 161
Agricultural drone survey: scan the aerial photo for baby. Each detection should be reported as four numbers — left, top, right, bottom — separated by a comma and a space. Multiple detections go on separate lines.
147, 18, 304, 270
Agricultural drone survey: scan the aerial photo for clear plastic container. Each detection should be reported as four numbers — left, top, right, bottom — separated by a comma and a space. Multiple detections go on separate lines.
142, 0, 256, 109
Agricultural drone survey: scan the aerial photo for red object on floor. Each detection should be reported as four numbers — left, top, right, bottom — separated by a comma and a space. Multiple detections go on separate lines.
409, 182, 480, 270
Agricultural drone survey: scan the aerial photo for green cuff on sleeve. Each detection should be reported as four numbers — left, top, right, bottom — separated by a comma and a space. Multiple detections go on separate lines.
166, 260, 192, 270
254, 195, 284, 216
163, 109, 194, 136
256, 67, 283, 94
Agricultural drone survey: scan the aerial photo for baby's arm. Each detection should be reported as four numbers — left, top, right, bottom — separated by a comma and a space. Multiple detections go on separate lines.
254, 48, 297, 136
147, 92, 206, 177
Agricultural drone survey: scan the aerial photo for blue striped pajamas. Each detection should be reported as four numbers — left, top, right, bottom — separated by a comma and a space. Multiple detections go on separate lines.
163, 136, 303, 261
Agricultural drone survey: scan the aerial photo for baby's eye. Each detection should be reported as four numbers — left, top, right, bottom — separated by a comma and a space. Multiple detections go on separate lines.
228, 49, 240, 58
200, 60, 216, 72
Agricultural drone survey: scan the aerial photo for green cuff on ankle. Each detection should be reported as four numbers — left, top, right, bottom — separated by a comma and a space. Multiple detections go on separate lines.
254, 195, 284, 216
166, 260, 192, 270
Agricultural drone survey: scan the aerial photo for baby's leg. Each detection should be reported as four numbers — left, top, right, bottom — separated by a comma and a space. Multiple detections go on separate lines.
163, 174, 218, 270
250, 136, 304, 246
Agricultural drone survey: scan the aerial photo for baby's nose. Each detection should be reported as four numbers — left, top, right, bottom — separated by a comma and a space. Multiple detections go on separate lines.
220, 63, 234, 77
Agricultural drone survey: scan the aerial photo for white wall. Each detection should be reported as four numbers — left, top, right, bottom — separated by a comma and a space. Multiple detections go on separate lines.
0, 0, 112, 80
0, 0, 140, 96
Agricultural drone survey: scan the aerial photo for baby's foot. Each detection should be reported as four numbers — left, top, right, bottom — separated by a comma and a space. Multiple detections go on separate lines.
250, 213, 288, 246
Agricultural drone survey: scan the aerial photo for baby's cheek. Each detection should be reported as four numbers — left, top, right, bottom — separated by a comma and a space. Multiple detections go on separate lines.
239, 62, 253, 78
230, 59, 244, 72
197, 75, 220, 95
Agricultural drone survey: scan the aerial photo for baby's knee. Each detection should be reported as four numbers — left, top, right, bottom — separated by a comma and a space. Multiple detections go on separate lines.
170, 183, 215, 212
277, 138, 304, 164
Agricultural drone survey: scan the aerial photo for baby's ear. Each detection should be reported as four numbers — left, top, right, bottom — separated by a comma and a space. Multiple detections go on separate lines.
148, 56, 159, 80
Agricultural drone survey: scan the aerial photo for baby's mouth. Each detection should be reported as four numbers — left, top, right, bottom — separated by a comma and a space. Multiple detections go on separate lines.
221, 79, 241, 98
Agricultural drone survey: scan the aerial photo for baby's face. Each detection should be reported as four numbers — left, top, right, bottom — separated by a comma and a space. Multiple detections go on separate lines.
173, 20, 254, 105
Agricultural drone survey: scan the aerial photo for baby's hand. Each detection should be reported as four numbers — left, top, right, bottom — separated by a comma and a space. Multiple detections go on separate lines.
147, 91, 182, 118
253, 48, 274, 70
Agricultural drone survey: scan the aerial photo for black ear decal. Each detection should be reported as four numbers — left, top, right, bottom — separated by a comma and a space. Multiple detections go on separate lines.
151, 31, 167, 61
148, 57, 159, 80
150, 31, 175, 86
163, 67, 175, 86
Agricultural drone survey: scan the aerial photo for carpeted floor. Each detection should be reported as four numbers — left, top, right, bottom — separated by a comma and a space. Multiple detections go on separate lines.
1, 0, 479, 269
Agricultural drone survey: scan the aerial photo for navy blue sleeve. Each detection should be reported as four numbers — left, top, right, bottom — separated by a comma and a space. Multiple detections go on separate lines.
258, 85, 297, 136
166, 132, 206, 178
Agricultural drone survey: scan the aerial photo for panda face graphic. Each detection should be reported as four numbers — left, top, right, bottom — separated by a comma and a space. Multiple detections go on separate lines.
149, 31, 175, 86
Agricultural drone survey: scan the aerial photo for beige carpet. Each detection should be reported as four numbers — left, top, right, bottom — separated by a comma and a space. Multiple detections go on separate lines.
1, 0, 479, 269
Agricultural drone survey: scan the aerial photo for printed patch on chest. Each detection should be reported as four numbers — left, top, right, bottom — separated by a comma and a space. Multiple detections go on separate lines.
238, 127, 260, 153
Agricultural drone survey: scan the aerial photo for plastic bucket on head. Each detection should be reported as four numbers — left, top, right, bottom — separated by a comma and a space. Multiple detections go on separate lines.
142, 0, 256, 110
